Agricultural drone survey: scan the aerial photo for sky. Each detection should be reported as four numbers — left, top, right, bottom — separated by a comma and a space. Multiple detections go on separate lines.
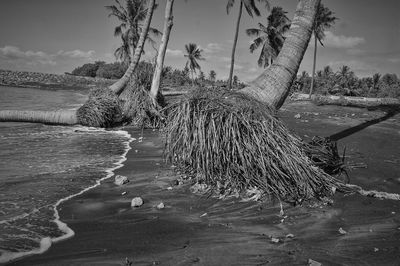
0, 0, 399, 82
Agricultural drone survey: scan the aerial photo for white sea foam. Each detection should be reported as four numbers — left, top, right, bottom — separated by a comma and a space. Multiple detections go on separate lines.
0, 128, 134, 264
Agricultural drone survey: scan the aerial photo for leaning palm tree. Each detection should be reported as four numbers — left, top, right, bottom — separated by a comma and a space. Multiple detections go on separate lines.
246, 6, 290, 68
0, 0, 156, 126
226, 0, 270, 89
309, 3, 337, 98
184, 43, 204, 86
149, 0, 175, 104
165, 0, 347, 201
106, 0, 161, 64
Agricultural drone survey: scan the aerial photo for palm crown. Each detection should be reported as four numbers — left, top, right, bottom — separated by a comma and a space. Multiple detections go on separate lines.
226, 0, 270, 17
106, 0, 161, 63
246, 6, 290, 68
184, 43, 204, 74
313, 3, 338, 45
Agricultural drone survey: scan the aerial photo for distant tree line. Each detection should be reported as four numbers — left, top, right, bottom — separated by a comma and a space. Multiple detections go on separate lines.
70, 60, 245, 90
292, 65, 400, 98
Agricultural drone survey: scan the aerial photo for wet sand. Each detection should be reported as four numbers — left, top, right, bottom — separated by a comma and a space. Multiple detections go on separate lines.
10, 101, 400, 266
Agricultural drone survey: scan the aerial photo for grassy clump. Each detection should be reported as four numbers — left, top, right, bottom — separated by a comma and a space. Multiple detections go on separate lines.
164, 88, 341, 202
77, 87, 123, 127
119, 63, 165, 128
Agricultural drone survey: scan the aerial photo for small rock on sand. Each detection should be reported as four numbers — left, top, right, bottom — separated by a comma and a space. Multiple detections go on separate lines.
114, 175, 129, 186
308, 259, 322, 266
294, 113, 301, 119
270, 237, 280, 243
131, 197, 143, 207
156, 202, 165, 209
338, 227, 347, 235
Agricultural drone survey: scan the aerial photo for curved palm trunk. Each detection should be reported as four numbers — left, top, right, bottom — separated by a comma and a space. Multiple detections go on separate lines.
309, 34, 318, 98
228, 1, 243, 90
109, 0, 156, 95
0, 0, 156, 126
149, 0, 175, 104
241, 0, 320, 109
0, 110, 78, 125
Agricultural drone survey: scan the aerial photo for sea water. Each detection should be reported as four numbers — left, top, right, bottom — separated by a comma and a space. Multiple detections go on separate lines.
0, 86, 133, 263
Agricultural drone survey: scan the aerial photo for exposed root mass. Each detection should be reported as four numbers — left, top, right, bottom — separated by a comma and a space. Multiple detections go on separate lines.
164, 88, 342, 202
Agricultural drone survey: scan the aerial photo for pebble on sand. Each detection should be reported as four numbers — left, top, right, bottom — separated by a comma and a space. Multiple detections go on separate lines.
131, 197, 143, 207
114, 175, 129, 186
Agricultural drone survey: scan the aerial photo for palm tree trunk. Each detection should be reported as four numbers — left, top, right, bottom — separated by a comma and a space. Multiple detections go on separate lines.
109, 0, 156, 95
0, 110, 78, 125
228, 1, 243, 90
241, 0, 320, 110
309, 34, 318, 98
149, 0, 175, 104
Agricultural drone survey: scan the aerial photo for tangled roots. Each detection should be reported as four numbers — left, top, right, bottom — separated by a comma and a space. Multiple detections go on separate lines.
77, 87, 123, 128
164, 88, 342, 202
119, 69, 165, 128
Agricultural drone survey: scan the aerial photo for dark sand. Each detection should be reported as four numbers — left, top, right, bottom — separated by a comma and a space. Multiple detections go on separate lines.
10, 101, 400, 266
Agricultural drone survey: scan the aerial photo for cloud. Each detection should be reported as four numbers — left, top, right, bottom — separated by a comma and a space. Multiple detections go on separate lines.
203, 43, 225, 54
56, 49, 95, 59
166, 49, 183, 57
388, 58, 400, 63
0, 45, 95, 67
323, 31, 365, 49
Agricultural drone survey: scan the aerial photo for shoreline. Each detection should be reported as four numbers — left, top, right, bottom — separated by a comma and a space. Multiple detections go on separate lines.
0, 128, 134, 265
8, 103, 400, 265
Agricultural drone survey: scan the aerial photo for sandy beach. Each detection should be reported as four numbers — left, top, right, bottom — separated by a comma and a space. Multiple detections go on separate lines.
9, 101, 400, 266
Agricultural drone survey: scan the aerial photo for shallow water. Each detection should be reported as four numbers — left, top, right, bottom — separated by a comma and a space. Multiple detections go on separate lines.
0, 86, 132, 263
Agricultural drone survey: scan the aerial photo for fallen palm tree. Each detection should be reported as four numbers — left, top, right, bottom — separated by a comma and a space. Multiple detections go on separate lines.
0, 0, 157, 127
163, 0, 346, 202
291, 93, 400, 109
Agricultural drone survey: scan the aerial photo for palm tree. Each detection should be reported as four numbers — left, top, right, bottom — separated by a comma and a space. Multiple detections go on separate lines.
149, 0, 175, 104
309, 3, 337, 98
209, 70, 217, 83
246, 6, 290, 68
368, 73, 381, 97
226, 0, 270, 89
0, 0, 156, 125
184, 43, 204, 85
106, 0, 161, 64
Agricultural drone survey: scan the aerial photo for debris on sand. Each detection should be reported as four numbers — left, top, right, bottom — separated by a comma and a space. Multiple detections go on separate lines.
131, 197, 143, 207
156, 202, 165, 209
294, 113, 301, 119
270, 237, 280, 243
286, 234, 295, 238
308, 258, 322, 266
338, 227, 347, 235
